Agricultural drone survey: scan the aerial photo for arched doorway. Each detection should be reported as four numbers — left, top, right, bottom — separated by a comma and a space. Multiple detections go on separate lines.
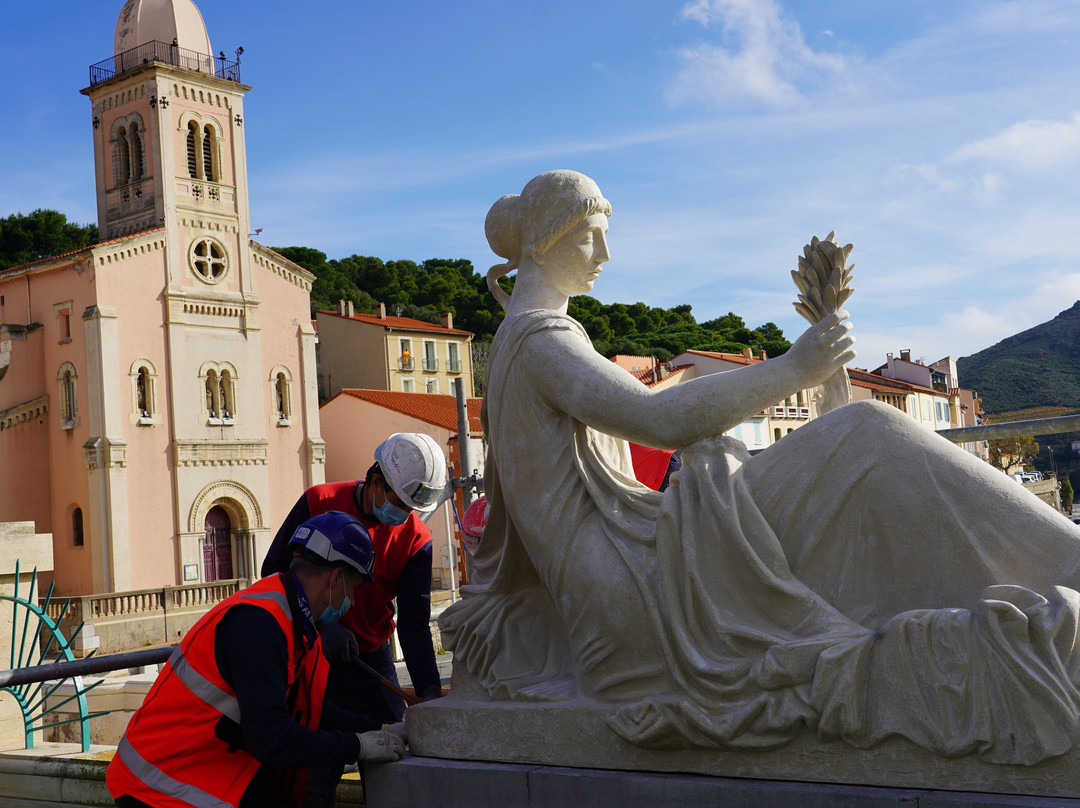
203, 505, 234, 581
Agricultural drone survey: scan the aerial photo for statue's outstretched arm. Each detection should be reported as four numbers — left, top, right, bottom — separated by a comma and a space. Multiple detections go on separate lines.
524, 312, 855, 449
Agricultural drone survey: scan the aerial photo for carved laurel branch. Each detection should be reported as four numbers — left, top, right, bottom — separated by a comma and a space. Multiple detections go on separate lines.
791, 231, 855, 325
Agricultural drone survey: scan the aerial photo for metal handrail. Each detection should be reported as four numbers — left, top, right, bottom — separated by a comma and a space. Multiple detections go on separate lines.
90, 40, 241, 86
937, 414, 1080, 443
0, 647, 174, 690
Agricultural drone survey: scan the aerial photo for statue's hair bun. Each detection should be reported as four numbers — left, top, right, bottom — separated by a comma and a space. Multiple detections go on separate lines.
485, 194, 521, 262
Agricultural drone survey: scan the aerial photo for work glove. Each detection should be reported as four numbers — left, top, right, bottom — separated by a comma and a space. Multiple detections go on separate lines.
319, 621, 360, 664
356, 730, 405, 763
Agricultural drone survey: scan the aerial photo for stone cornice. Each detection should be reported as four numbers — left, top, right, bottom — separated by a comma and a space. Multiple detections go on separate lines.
174, 439, 269, 467
93, 233, 167, 268
164, 287, 259, 330
83, 437, 128, 469
250, 243, 315, 291
0, 396, 49, 432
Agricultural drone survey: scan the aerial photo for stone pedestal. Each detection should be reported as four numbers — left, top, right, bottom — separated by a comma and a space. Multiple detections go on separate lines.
367, 755, 1080, 808
408, 697, 1080, 801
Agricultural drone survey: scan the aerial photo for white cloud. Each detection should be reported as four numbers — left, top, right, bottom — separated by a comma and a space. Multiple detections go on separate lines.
668, 0, 850, 109
951, 113, 1080, 171
863, 271, 1080, 364
968, 0, 1080, 36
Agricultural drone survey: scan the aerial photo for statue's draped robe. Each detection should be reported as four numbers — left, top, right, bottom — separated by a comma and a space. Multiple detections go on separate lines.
442, 309, 1080, 764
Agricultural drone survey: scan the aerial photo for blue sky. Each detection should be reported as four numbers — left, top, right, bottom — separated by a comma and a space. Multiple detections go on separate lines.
4, 0, 1080, 369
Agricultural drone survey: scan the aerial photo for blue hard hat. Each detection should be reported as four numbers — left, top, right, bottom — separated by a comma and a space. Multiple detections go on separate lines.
289, 511, 375, 581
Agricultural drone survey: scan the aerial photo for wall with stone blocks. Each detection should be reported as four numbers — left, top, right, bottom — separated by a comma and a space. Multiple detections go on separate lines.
0, 753, 366, 806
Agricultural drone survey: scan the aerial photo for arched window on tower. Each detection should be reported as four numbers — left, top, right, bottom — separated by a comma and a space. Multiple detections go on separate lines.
116, 126, 130, 186
202, 124, 214, 181
186, 121, 199, 179
130, 127, 144, 180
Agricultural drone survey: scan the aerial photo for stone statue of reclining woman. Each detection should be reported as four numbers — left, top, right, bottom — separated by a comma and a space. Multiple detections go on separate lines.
438, 170, 1080, 766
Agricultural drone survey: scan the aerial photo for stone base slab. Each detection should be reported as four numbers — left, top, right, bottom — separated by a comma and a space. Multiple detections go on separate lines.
366, 755, 1080, 808
407, 698, 1080, 801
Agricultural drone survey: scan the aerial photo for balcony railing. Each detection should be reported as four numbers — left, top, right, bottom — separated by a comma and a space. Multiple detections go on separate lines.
423, 357, 439, 372
89, 40, 241, 86
44, 579, 241, 623
447, 358, 462, 373
770, 406, 810, 419
42, 579, 243, 654
400, 356, 414, 371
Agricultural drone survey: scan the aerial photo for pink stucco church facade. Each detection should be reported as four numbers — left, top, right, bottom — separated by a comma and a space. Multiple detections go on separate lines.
0, 0, 324, 596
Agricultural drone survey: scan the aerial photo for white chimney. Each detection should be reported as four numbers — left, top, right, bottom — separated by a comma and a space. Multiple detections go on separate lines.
377, 302, 387, 319
441, 312, 453, 330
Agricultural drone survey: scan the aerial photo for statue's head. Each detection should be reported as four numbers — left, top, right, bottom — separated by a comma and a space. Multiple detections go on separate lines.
485, 170, 611, 310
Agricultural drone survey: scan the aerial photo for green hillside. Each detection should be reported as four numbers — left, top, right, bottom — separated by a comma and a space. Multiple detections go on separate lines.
957, 301, 1080, 414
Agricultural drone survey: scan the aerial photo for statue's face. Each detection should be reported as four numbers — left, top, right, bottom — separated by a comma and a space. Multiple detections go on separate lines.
539, 212, 611, 296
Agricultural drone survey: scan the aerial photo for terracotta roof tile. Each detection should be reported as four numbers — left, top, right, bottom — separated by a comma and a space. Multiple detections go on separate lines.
848, 368, 935, 395
317, 309, 473, 336
330, 389, 483, 435
628, 364, 692, 387
679, 349, 763, 365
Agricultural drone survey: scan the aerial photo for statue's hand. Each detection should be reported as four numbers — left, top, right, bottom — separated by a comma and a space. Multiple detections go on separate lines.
785, 310, 855, 388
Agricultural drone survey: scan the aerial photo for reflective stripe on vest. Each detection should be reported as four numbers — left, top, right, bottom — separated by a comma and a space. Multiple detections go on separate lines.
168, 646, 241, 725
115, 735, 233, 808
236, 589, 293, 622
165, 591, 291, 725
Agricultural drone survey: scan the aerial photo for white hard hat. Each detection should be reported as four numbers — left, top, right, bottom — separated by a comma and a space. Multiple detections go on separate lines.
374, 433, 448, 513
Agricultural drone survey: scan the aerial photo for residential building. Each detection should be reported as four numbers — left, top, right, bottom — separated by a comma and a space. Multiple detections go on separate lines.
609, 355, 689, 391
316, 301, 474, 400
849, 368, 924, 411
319, 388, 483, 590
0, 0, 324, 598
872, 350, 986, 458
872, 350, 953, 430
668, 348, 819, 450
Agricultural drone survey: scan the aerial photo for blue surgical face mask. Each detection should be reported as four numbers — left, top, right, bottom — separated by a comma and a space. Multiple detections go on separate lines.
318, 574, 352, 625
374, 484, 410, 526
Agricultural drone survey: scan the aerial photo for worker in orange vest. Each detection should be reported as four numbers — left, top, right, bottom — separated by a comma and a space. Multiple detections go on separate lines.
107, 511, 405, 808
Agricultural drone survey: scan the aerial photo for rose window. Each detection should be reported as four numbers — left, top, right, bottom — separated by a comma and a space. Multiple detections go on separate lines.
190, 237, 228, 283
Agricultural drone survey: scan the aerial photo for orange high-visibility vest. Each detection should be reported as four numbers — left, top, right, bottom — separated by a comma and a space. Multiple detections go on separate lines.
106, 574, 328, 807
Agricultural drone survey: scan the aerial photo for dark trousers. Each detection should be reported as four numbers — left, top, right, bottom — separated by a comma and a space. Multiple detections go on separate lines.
328, 641, 407, 724
302, 642, 406, 808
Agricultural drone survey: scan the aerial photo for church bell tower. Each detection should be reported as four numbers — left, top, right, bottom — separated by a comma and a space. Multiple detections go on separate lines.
81, 0, 254, 292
